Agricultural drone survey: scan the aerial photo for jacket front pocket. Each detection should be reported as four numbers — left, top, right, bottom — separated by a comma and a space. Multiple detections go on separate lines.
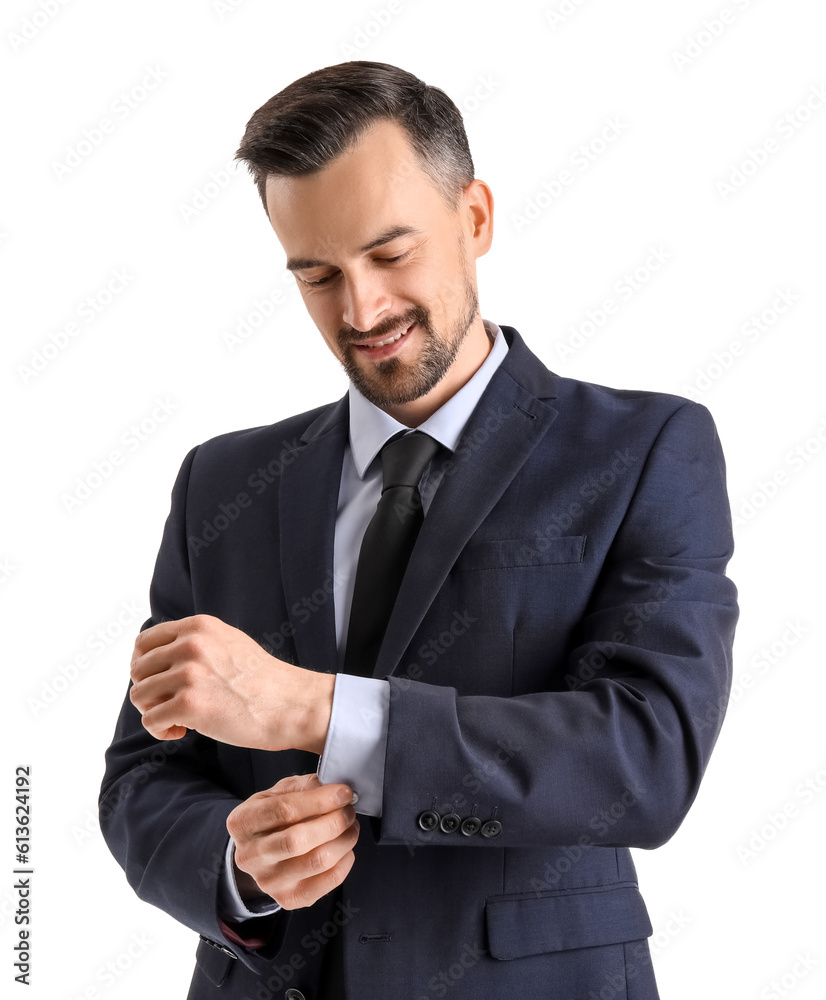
486, 882, 652, 960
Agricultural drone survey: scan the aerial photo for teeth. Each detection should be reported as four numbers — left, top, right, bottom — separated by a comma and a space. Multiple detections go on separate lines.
363, 325, 411, 348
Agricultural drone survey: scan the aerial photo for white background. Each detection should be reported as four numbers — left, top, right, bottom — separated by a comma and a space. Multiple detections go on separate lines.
2, 0, 825, 997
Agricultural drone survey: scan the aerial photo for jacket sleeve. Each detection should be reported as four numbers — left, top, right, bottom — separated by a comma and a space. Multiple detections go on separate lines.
376, 400, 739, 851
98, 445, 286, 968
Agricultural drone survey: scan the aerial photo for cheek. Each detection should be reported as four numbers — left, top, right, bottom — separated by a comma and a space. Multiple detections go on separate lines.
428, 270, 466, 316
393, 264, 442, 307
303, 294, 333, 326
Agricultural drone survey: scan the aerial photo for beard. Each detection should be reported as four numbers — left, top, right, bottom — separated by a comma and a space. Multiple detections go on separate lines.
337, 275, 480, 409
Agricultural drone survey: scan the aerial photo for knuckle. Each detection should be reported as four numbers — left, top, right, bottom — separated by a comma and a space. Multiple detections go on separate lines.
281, 828, 305, 858
275, 797, 300, 828
178, 660, 200, 686
175, 688, 195, 714
308, 845, 329, 875
232, 842, 251, 870
318, 872, 338, 896
180, 636, 205, 662
271, 774, 311, 795
225, 809, 245, 841
271, 776, 296, 793
322, 855, 351, 892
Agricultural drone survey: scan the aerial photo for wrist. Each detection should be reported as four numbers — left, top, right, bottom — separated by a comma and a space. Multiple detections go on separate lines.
297, 669, 336, 755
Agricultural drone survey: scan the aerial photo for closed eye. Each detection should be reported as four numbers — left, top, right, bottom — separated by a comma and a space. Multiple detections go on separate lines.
302, 253, 410, 288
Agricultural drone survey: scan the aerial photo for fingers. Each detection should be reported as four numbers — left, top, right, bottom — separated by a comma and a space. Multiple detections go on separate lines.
144, 722, 188, 741
230, 780, 356, 838
269, 805, 358, 868
227, 777, 361, 910
131, 614, 216, 667
270, 772, 322, 795
227, 786, 356, 852
137, 703, 189, 741
130, 640, 178, 683
236, 813, 360, 910
132, 619, 182, 658
129, 669, 181, 712
271, 826, 359, 910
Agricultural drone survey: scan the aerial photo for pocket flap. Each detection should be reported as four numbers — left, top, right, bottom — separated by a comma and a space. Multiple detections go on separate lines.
486, 883, 652, 960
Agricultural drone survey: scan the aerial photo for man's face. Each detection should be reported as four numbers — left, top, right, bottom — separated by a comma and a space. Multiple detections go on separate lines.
264, 119, 492, 415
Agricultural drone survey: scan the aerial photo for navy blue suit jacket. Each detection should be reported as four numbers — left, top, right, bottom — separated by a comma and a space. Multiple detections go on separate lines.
99, 325, 738, 999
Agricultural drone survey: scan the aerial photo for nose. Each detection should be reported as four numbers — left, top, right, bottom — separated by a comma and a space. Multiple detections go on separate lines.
340, 270, 393, 336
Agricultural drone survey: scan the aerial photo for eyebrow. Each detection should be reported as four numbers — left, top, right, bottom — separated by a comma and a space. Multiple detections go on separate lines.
285, 225, 424, 272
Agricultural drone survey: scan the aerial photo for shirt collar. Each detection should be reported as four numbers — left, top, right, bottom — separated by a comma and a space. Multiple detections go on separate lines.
347, 318, 509, 478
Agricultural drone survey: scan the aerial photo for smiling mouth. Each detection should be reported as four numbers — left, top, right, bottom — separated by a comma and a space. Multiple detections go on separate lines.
353, 323, 414, 349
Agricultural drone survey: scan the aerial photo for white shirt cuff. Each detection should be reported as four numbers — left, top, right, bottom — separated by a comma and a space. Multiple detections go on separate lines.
218, 836, 282, 921
317, 673, 390, 818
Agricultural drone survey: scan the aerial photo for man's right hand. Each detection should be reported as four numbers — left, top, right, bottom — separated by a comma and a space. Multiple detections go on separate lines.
226, 773, 360, 910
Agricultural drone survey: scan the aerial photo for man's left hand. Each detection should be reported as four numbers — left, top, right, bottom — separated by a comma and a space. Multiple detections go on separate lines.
129, 614, 334, 753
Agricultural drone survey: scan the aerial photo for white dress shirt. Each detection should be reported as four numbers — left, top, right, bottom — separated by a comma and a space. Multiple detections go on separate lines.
220, 318, 509, 920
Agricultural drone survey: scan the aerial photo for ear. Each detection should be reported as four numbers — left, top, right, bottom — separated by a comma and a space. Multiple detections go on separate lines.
463, 178, 494, 259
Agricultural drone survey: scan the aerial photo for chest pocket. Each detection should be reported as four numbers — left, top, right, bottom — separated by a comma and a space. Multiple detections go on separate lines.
453, 534, 586, 571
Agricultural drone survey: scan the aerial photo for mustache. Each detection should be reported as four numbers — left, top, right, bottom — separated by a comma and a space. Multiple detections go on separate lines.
339, 310, 426, 346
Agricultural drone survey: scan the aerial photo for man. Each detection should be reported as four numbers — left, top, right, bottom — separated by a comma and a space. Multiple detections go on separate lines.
99, 61, 738, 1000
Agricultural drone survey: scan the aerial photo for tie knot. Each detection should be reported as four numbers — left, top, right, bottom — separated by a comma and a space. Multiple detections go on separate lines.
380, 430, 441, 492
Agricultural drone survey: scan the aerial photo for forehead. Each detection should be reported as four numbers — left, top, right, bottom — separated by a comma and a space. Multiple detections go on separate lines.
264, 119, 447, 257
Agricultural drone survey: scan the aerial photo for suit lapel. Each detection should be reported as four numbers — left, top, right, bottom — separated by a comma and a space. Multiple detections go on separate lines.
278, 396, 349, 673
277, 326, 560, 681
373, 326, 559, 678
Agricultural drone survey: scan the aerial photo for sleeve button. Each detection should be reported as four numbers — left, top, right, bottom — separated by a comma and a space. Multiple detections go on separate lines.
480, 819, 503, 838
417, 810, 440, 831
439, 812, 461, 833
460, 816, 481, 837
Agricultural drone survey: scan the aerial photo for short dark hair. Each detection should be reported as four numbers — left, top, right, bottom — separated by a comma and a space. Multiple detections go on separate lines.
234, 60, 475, 215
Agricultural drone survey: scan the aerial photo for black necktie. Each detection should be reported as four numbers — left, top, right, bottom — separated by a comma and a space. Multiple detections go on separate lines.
342, 430, 442, 677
